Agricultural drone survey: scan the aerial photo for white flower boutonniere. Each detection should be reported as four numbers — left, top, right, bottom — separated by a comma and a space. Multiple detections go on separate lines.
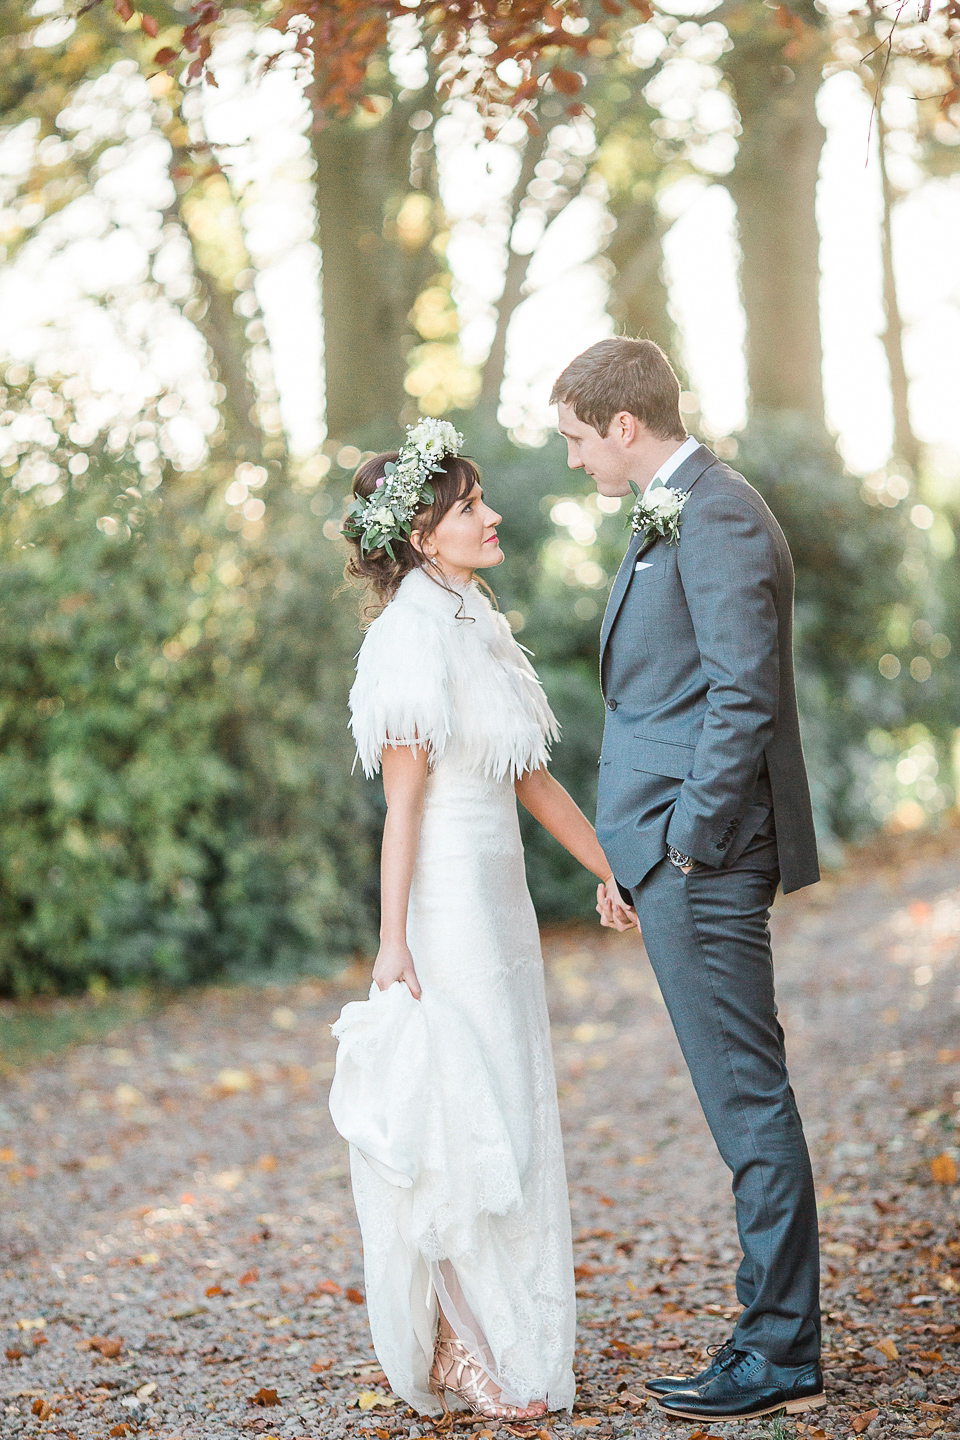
629, 477, 687, 545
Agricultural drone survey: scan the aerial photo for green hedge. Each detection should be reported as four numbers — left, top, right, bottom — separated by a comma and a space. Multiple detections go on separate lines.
0, 376, 374, 996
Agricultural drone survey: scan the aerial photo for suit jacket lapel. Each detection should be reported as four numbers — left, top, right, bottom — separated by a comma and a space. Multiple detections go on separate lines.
598, 445, 717, 672
673, 443, 715, 495
600, 530, 647, 657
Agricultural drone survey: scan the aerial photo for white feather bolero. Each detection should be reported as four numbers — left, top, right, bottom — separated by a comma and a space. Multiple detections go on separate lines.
349, 567, 559, 781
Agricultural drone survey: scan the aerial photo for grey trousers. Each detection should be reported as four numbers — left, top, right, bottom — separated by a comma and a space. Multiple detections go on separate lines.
629, 843, 821, 1364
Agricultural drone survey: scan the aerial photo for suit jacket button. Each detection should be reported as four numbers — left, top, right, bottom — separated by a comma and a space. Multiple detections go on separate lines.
606, 698, 618, 711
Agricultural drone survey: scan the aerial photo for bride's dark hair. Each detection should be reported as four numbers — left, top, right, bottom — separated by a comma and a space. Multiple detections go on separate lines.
342, 449, 482, 616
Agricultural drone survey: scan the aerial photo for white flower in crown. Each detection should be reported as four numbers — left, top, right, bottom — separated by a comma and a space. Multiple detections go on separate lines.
629, 479, 687, 545
408, 418, 462, 460
341, 416, 465, 558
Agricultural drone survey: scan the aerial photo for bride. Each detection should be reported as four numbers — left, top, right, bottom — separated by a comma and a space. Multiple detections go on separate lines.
331, 419, 635, 1423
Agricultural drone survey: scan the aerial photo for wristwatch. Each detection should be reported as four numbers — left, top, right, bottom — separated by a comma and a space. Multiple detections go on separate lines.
667, 846, 695, 871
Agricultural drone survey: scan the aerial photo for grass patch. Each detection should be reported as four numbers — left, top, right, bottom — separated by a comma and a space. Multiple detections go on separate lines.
0, 989, 158, 1072
759, 1419, 792, 1440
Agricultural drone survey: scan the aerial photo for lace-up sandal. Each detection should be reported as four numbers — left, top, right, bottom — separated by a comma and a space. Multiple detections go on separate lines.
429, 1332, 548, 1422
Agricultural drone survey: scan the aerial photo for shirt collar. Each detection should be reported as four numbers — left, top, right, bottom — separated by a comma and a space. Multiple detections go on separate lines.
649, 434, 699, 489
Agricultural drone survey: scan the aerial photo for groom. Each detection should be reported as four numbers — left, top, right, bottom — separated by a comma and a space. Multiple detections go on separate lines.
552, 338, 824, 1422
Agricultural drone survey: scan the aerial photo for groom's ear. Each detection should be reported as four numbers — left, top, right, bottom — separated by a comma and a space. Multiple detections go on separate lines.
615, 410, 639, 446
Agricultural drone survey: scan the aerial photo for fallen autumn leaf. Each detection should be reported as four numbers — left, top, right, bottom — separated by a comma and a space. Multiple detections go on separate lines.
87, 1336, 123, 1358
930, 1153, 958, 1185
247, 1386, 281, 1407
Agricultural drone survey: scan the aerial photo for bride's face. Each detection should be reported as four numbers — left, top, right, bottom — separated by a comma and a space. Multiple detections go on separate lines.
420, 481, 504, 580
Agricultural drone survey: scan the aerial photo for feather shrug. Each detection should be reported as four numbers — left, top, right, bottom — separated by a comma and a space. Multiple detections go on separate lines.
349, 567, 559, 781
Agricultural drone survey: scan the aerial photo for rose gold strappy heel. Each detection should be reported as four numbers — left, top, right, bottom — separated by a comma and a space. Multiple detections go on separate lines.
429, 1331, 547, 1422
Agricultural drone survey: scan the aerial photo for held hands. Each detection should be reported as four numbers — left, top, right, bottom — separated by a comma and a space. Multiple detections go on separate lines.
372, 940, 422, 999
596, 875, 639, 933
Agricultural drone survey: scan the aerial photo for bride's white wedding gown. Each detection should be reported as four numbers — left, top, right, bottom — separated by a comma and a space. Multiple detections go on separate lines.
329, 567, 576, 1415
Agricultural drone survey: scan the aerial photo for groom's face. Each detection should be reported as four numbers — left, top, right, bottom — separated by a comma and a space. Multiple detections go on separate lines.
556, 402, 635, 498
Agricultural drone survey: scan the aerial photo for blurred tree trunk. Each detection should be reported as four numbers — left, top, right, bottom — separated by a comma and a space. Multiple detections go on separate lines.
866, 89, 921, 471
477, 128, 549, 422
719, 4, 829, 424
875, 106, 920, 471
605, 198, 673, 352
311, 102, 440, 444
160, 132, 272, 462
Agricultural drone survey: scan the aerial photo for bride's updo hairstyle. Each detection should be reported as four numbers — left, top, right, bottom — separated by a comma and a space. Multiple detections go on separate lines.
343, 449, 482, 614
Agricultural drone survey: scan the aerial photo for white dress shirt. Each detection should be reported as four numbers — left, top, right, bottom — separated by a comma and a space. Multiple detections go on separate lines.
648, 433, 700, 490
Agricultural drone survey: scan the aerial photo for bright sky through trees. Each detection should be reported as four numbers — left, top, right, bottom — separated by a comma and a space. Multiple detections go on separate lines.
2, 16, 959, 476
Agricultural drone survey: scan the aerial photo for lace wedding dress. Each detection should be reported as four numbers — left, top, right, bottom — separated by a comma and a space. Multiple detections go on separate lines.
329, 567, 576, 1415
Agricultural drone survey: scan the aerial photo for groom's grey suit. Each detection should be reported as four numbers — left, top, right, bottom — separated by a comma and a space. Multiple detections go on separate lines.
597, 443, 821, 1366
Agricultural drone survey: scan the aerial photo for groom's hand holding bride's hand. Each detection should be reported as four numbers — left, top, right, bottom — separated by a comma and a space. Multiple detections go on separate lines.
372, 941, 422, 999
596, 875, 639, 932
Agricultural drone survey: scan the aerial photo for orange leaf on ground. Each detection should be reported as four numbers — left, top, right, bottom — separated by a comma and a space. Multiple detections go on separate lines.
310, 1357, 334, 1372
110, 1427, 132, 1438
345, 1287, 365, 1304
247, 1387, 281, 1407
238, 1269, 258, 1285
32, 1400, 54, 1419
205, 1284, 223, 1297
5, 1348, 24, 1361
314, 1279, 340, 1295
930, 1153, 957, 1185
873, 1337, 898, 1360
852, 1409, 880, 1433
87, 1336, 123, 1358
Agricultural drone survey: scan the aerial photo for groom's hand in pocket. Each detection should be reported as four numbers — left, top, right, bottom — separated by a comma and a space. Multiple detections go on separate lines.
597, 876, 639, 932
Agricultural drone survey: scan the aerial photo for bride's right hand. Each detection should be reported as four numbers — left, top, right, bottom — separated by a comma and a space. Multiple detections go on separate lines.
372, 940, 422, 999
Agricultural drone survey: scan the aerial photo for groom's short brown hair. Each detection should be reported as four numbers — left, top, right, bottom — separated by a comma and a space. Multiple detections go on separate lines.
550, 337, 686, 441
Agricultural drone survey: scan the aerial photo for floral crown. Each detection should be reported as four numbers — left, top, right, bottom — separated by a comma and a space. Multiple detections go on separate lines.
341, 418, 465, 559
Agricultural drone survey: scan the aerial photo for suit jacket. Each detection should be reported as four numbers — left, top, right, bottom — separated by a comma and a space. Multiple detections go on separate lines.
596, 444, 819, 896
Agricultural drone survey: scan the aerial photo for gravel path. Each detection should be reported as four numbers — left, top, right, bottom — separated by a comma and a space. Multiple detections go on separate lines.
2, 836, 959, 1440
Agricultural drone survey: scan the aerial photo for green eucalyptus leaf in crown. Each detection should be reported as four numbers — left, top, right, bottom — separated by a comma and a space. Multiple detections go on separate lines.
341, 418, 465, 556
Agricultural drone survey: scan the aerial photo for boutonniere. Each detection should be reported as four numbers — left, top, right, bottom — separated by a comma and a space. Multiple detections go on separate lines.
629, 476, 687, 545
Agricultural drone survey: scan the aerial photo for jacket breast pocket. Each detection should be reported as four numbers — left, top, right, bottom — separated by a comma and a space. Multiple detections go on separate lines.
632, 736, 695, 781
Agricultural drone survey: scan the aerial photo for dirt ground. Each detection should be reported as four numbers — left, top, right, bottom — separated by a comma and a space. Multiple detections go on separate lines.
1, 835, 959, 1440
